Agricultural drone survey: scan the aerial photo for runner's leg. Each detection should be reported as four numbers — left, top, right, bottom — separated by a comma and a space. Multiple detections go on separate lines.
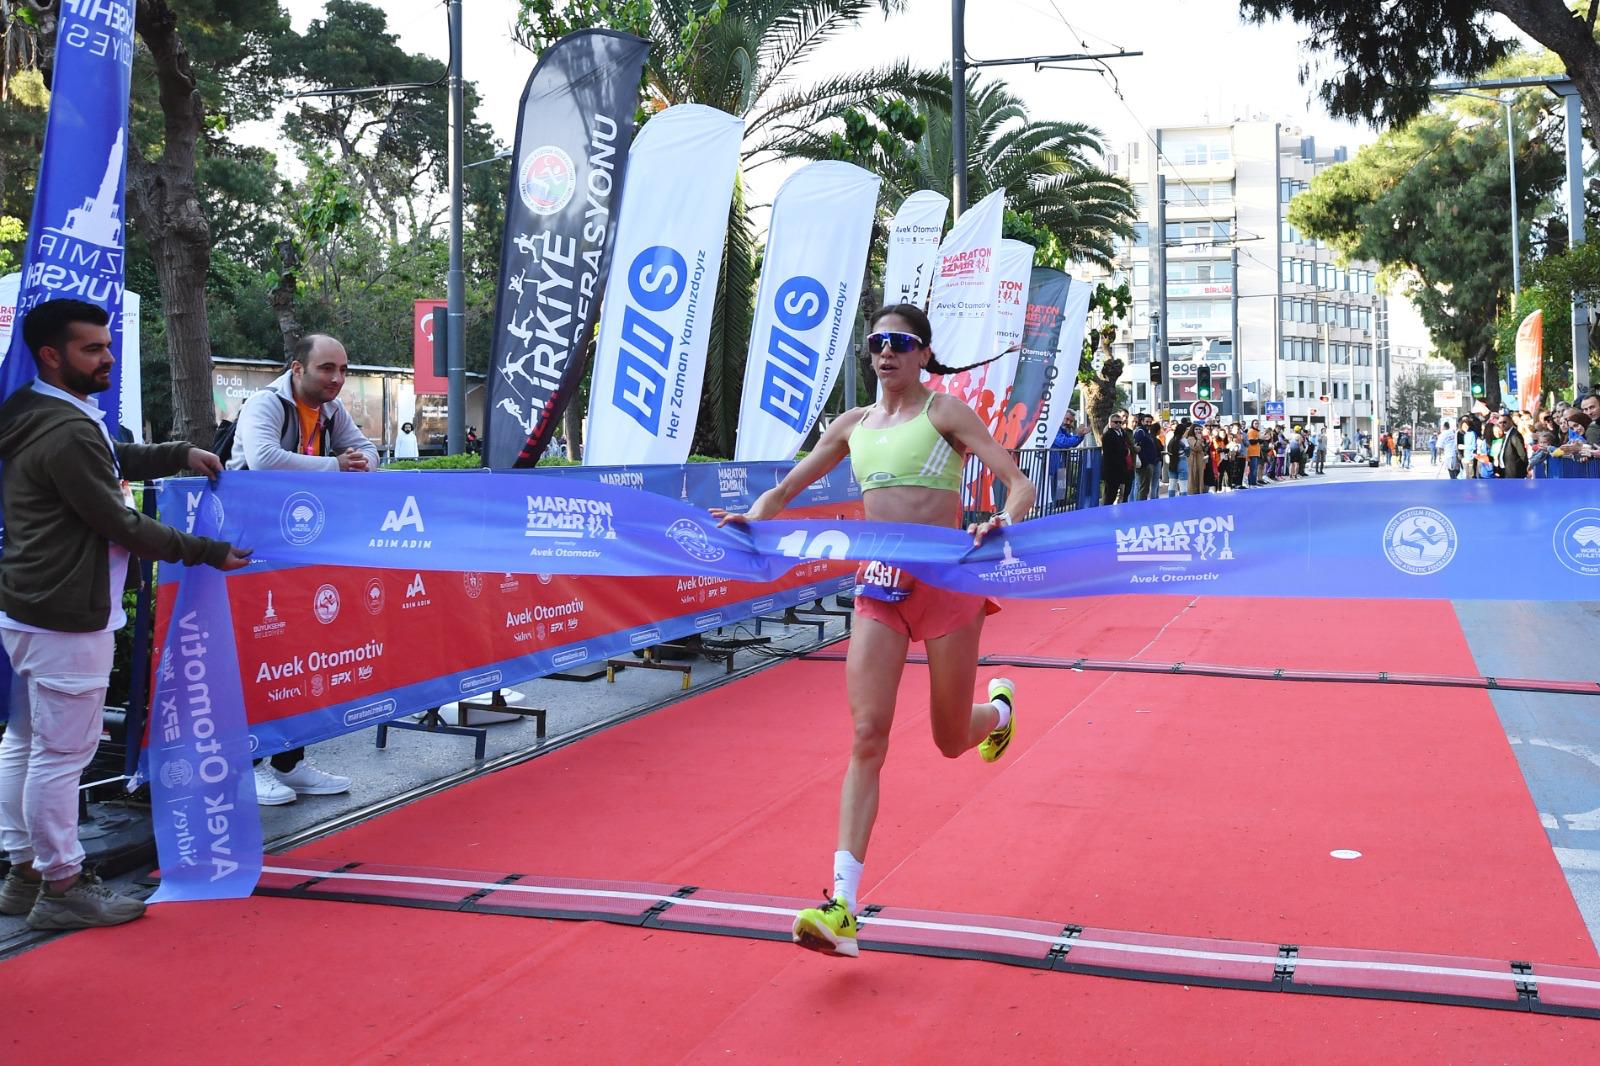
838, 615, 910, 863
923, 610, 998, 758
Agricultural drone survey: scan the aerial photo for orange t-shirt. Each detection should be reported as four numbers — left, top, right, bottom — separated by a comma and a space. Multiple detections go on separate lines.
1247, 428, 1261, 458
295, 401, 324, 456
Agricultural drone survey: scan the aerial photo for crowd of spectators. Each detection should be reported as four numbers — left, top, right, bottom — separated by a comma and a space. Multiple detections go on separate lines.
1436, 394, 1600, 479
1094, 412, 1328, 505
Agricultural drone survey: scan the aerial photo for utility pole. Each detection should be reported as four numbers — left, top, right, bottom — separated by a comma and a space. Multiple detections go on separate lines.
1229, 245, 1240, 419
952, 1, 967, 216
1320, 321, 1330, 431
948, 1, 1139, 216
1153, 171, 1168, 411
445, 0, 466, 455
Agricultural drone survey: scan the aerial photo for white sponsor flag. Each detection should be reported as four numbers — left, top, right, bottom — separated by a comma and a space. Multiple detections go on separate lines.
881, 190, 948, 308
925, 189, 1005, 386
966, 239, 1033, 425
585, 105, 743, 465
1024, 279, 1093, 449
734, 162, 880, 461
0, 272, 143, 441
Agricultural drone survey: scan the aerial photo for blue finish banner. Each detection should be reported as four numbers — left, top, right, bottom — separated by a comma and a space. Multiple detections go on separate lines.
178, 473, 1600, 602
146, 472, 1600, 899
145, 494, 261, 902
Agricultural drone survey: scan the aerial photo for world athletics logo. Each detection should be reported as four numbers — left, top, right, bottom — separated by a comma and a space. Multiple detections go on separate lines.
1552, 507, 1600, 576
518, 145, 576, 216
280, 491, 326, 546
1382, 507, 1458, 576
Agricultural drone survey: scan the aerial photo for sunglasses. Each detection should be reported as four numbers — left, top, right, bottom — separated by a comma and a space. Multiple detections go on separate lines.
866, 331, 923, 355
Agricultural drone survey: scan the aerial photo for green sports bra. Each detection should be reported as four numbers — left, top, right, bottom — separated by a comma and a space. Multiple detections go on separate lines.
848, 392, 963, 493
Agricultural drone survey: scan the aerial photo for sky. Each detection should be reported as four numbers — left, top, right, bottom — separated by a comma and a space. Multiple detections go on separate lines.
278, 0, 1464, 349
281, 0, 1390, 166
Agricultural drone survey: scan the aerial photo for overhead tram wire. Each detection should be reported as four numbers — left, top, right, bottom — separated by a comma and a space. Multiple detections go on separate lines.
949, 2, 1141, 212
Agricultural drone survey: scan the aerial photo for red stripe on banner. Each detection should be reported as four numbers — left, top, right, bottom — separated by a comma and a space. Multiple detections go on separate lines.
146, 496, 860, 746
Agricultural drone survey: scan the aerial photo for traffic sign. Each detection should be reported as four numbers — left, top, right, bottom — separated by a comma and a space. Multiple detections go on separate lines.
1191, 400, 1216, 422
1264, 401, 1285, 418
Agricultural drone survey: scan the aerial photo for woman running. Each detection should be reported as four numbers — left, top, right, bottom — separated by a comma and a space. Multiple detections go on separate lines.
715, 304, 1036, 958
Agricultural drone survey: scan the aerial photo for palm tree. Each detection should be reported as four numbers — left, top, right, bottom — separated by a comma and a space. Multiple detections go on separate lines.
774, 74, 1136, 271
519, 0, 948, 455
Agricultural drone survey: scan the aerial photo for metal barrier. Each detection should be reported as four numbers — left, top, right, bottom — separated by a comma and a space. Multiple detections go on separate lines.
962, 446, 1103, 523
1543, 458, 1600, 478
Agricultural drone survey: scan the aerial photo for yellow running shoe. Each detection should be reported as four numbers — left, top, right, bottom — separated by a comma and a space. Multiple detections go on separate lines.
979, 677, 1016, 763
792, 895, 859, 957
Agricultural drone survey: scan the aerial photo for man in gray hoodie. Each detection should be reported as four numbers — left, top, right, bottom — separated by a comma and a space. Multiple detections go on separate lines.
227, 334, 374, 804
0, 298, 250, 930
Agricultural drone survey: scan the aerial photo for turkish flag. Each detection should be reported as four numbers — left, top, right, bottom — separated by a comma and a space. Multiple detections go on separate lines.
413, 299, 448, 395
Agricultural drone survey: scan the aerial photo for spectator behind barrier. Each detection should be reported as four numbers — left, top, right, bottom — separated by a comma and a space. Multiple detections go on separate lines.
0, 298, 250, 931
228, 333, 374, 807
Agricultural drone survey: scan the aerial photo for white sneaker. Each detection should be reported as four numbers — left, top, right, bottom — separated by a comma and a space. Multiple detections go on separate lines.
254, 763, 297, 806
273, 760, 351, 796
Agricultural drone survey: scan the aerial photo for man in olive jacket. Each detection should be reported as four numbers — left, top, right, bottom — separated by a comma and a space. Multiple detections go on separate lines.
0, 298, 250, 931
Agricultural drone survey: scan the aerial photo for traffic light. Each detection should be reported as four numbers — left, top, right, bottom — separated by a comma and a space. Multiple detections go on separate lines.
1196, 364, 1213, 400
1470, 362, 1485, 398
432, 306, 450, 378
1150, 359, 1163, 386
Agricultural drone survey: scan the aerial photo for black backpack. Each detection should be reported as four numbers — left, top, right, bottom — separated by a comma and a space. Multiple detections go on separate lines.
212, 394, 302, 467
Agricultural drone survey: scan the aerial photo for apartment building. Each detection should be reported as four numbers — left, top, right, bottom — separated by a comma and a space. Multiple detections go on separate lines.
1100, 121, 1389, 435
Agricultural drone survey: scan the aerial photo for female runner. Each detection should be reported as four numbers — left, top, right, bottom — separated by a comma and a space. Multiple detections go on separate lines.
715, 304, 1036, 957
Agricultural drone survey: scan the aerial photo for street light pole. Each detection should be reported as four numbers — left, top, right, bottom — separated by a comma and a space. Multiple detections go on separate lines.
1563, 87, 1589, 394
1504, 95, 1521, 309
445, 0, 466, 455
952, 0, 968, 215
1434, 75, 1587, 396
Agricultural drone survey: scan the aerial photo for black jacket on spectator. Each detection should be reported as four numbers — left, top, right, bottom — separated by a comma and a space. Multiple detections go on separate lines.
1501, 427, 1529, 479
1132, 425, 1160, 468
1101, 426, 1131, 478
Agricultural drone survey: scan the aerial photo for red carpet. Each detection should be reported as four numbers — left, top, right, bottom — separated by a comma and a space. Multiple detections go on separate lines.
6, 596, 1600, 1063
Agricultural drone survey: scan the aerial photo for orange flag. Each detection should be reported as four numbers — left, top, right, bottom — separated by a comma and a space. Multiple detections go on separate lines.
1515, 309, 1544, 412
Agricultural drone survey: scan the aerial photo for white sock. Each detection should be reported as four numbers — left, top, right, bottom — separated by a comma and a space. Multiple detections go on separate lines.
832, 850, 863, 911
991, 698, 1011, 731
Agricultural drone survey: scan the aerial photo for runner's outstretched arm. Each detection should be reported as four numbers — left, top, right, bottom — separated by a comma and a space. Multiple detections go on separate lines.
713, 411, 859, 526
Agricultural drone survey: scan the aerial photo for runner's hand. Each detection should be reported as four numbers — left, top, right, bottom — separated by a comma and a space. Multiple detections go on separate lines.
713, 488, 782, 526
967, 515, 1007, 546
